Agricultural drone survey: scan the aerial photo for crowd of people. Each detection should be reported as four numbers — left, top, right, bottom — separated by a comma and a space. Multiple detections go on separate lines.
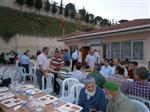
35, 46, 150, 112
1, 47, 150, 112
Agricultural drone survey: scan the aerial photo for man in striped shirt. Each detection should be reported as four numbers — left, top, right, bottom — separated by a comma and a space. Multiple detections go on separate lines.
50, 48, 63, 94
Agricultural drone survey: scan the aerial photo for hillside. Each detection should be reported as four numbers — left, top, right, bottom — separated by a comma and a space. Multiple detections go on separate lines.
0, 6, 93, 39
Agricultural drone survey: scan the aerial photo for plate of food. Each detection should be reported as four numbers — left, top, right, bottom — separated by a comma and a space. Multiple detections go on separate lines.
57, 103, 83, 112
0, 87, 9, 93
38, 95, 58, 104
0, 92, 14, 101
21, 84, 34, 90
25, 88, 42, 95
1, 97, 22, 108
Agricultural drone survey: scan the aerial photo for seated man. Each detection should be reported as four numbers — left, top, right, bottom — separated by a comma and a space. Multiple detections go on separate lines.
59, 60, 71, 79
104, 81, 134, 112
100, 58, 113, 77
121, 67, 150, 100
70, 62, 86, 81
107, 65, 127, 86
128, 61, 138, 79
78, 77, 107, 112
88, 64, 106, 88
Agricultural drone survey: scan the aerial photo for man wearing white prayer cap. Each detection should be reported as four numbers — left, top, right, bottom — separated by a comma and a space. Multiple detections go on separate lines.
78, 76, 107, 112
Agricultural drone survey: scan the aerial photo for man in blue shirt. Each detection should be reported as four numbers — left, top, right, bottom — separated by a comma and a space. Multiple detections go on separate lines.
63, 49, 70, 62
19, 50, 31, 73
78, 76, 107, 112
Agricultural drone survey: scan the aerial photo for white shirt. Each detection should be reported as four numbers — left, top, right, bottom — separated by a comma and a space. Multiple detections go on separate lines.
70, 70, 86, 81
36, 52, 49, 70
85, 54, 96, 68
71, 51, 79, 60
100, 65, 113, 77
95, 51, 100, 63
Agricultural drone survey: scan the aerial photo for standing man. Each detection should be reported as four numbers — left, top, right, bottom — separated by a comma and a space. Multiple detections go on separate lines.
19, 50, 31, 74
85, 49, 96, 69
71, 50, 79, 71
50, 48, 63, 95
36, 47, 49, 90
95, 49, 100, 64
63, 49, 70, 63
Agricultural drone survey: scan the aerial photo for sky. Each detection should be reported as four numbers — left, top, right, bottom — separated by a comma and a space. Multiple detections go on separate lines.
49, 0, 150, 21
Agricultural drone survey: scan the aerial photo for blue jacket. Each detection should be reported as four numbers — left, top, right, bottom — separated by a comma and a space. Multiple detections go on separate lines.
78, 86, 107, 112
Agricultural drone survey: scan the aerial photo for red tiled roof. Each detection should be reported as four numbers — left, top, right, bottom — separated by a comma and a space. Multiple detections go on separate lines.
59, 19, 150, 41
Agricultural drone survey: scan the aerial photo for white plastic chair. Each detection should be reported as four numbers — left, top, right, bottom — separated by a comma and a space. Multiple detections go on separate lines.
128, 95, 150, 110
42, 73, 54, 94
131, 99, 150, 112
17, 67, 29, 82
0, 66, 6, 76
59, 78, 80, 103
3, 67, 12, 79
70, 83, 85, 104
11, 67, 22, 82
29, 67, 37, 83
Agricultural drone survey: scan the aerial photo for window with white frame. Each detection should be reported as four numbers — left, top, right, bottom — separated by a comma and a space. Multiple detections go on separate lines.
103, 41, 144, 60
111, 43, 120, 59
121, 42, 131, 59
133, 41, 143, 60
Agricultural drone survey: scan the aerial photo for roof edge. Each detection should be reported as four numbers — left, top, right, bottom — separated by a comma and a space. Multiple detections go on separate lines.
58, 24, 150, 41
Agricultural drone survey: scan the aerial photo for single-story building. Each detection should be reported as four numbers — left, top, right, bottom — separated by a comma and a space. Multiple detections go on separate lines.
58, 19, 150, 66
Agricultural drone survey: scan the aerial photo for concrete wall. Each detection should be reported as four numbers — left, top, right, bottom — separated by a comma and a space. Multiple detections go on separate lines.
0, 34, 65, 52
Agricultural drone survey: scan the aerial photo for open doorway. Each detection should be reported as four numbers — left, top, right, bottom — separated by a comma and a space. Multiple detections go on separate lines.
81, 46, 90, 65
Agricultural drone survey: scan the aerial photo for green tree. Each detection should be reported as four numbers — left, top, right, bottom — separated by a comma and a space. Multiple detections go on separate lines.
52, 2, 57, 14
44, 0, 50, 14
59, 0, 63, 15
65, 3, 76, 18
79, 8, 86, 21
35, 0, 42, 13
15, 0, 24, 11
64, 6, 69, 17
85, 13, 89, 23
94, 16, 103, 25
70, 10, 76, 18
88, 14, 94, 23
25, 0, 34, 13
101, 19, 111, 27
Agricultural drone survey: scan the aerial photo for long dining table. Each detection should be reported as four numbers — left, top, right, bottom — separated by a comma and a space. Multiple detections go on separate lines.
0, 88, 62, 112
0, 84, 82, 112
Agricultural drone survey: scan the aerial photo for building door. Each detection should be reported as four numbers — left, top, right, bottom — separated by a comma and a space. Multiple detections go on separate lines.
81, 46, 90, 65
